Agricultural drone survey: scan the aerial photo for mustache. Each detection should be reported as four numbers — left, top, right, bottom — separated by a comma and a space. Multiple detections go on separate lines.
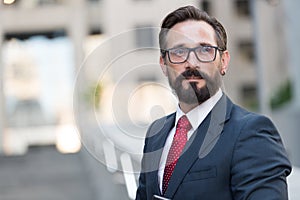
180, 68, 204, 79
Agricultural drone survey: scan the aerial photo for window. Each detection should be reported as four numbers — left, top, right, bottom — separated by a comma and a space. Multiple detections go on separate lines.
38, 0, 62, 6
5, 30, 66, 40
234, 0, 250, 17
241, 84, 258, 110
201, 0, 211, 15
135, 25, 154, 48
137, 75, 157, 83
238, 40, 254, 63
3, 30, 74, 127
89, 28, 102, 36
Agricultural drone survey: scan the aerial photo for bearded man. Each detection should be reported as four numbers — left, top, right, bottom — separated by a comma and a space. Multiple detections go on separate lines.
136, 5, 291, 200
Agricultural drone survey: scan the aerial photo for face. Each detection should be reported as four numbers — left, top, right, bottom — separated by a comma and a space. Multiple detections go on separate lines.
160, 20, 230, 106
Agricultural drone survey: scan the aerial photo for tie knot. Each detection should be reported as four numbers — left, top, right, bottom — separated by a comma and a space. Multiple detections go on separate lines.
177, 115, 192, 131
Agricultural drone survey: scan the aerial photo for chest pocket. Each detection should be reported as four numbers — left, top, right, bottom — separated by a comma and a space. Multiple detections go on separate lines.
183, 166, 217, 182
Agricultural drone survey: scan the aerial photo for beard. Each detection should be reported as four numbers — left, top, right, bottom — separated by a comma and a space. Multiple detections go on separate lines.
168, 67, 222, 105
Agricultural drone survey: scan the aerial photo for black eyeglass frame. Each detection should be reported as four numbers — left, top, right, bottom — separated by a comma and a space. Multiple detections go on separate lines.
161, 45, 225, 64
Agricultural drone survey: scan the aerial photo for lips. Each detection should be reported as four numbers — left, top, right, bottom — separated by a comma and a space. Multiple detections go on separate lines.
186, 75, 202, 80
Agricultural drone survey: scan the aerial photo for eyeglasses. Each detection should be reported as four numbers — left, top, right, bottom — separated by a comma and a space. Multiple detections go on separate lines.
162, 45, 225, 64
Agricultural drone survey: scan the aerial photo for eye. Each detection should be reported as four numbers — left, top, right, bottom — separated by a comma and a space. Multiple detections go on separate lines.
198, 46, 214, 54
170, 48, 188, 57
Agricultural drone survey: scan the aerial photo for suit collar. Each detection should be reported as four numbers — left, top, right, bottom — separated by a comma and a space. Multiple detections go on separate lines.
175, 89, 223, 134
198, 94, 232, 158
150, 113, 176, 151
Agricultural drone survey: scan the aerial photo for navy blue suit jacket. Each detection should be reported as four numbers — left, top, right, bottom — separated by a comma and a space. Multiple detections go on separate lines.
136, 95, 291, 200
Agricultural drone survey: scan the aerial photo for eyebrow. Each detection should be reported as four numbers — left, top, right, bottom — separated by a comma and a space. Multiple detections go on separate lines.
169, 44, 185, 49
169, 42, 215, 49
199, 42, 214, 46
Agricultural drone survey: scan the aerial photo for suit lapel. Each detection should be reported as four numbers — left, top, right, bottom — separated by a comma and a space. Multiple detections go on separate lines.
147, 114, 176, 196
198, 95, 232, 158
150, 114, 176, 151
164, 95, 233, 198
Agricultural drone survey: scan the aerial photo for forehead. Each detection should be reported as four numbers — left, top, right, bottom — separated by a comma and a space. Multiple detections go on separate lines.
166, 20, 217, 48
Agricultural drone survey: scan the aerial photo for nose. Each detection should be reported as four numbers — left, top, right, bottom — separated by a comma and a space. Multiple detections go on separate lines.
186, 50, 199, 68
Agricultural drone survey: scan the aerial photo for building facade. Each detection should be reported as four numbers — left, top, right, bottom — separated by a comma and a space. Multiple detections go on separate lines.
0, 0, 298, 163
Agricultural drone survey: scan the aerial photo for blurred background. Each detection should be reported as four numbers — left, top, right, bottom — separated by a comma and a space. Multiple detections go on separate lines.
0, 0, 299, 199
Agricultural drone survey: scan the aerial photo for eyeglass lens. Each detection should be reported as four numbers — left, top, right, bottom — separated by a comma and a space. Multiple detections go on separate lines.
168, 46, 217, 63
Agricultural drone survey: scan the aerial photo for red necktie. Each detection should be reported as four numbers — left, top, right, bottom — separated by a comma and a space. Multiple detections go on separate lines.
162, 115, 192, 194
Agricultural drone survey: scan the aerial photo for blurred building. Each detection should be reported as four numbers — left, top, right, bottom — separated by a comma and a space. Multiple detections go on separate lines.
0, 0, 277, 111
0, 0, 299, 165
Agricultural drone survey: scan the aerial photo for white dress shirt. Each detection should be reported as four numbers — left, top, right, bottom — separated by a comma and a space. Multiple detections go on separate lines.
158, 89, 223, 192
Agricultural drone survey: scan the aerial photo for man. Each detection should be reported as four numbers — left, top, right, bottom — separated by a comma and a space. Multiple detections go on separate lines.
136, 5, 291, 200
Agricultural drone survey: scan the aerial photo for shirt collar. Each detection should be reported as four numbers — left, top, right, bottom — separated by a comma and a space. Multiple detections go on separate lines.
175, 89, 223, 131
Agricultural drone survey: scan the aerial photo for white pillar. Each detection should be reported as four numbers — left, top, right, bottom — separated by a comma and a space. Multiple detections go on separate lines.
68, 0, 88, 72
283, 0, 300, 110
281, 0, 300, 167
250, 0, 271, 115
67, 0, 88, 120
0, 4, 4, 154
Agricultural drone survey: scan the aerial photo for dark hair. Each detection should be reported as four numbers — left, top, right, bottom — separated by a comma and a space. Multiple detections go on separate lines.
159, 5, 227, 55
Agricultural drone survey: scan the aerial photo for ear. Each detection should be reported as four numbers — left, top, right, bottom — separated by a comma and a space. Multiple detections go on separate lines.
160, 56, 168, 76
219, 50, 230, 76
